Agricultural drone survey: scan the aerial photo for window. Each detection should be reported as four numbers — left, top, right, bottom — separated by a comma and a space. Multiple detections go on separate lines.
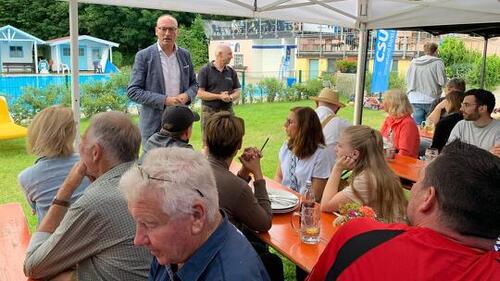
233, 54, 244, 67
9, 46, 23, 58
92, 48, 101, 60
63, 47, 85, 56
391, 60, 398, 72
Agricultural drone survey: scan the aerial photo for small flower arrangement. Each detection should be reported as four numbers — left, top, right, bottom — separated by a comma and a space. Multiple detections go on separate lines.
333, 202, 377, 226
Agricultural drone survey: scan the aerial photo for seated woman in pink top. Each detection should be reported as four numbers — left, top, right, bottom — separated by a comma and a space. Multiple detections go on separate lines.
380, 90, 420, 158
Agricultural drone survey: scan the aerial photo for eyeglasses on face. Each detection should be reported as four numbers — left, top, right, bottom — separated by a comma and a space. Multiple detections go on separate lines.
460, 102, 479, 108
285, 119, 296, 126
135, 164, 204, 198
157, 26, 178, 33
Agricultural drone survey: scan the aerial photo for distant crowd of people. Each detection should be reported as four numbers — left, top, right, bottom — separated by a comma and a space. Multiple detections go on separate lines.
18, 14, 499, 281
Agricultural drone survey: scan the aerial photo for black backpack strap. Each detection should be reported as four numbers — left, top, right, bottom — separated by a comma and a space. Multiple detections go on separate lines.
325, 229, 405, 280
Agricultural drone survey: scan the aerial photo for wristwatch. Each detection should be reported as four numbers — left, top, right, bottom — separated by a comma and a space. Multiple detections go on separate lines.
52, 197, 70, 207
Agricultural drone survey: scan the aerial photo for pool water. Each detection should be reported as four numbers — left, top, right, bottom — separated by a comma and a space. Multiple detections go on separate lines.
0, 74, 110, 106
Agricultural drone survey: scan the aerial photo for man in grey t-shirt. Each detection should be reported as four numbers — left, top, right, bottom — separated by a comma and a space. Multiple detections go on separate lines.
448, 89, 500, 157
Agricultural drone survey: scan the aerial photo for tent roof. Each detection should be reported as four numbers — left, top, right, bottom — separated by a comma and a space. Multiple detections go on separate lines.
74, 0, 500, 32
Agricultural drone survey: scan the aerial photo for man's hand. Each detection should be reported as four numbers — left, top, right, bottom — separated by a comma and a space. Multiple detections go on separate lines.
220, 91, 232, 103
490, 144, 500, 157
57, 161, 87, 200
239, 147, 263, 180
165, 96, 180, 106
177, 93, 189, 104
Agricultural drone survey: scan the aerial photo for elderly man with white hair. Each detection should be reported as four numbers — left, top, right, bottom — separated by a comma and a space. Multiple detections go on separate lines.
120, 147, 270, 281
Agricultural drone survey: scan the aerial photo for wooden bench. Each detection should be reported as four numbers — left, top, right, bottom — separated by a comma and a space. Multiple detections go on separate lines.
1, 63, 34, 74
0, 203, 31, 281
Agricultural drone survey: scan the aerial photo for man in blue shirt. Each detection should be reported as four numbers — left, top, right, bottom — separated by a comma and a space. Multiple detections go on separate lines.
120, 147, 270, 281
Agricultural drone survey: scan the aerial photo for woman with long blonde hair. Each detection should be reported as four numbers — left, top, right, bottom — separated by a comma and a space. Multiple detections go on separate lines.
321, 125, 407, 223
18, 106, 89, 223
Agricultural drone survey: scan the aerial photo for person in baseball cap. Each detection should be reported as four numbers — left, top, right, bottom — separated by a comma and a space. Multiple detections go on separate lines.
141, 105, 200, 160
310, 88, 350, 160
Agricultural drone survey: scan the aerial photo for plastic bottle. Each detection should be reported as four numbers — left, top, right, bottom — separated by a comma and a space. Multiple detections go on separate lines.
301, 180, 316, 208
385, 129, 396, 160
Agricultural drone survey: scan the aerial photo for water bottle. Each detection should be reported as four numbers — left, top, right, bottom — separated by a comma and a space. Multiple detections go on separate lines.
301, 180, 316, 208
385, 129, 396, 160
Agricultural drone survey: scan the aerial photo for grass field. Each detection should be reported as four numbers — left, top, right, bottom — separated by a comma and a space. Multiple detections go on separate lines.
0, 100, 385, 280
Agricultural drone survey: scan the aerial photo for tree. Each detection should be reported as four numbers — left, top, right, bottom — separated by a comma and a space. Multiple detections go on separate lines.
177, 16, 208, 71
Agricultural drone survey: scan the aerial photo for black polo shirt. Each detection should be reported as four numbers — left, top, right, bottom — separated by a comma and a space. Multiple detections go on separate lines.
197, 61, 241, 110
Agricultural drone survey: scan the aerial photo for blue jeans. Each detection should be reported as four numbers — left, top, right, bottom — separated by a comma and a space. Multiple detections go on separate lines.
411, 103, 431, 125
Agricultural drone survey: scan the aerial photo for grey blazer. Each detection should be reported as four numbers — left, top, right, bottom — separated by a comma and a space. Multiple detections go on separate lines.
127, 44, 198, 141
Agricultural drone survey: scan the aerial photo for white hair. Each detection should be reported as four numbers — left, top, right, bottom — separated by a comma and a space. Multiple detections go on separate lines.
120, 147, 219, 224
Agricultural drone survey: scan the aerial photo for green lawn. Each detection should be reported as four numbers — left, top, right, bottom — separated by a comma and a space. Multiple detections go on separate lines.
0, 100, 385, 280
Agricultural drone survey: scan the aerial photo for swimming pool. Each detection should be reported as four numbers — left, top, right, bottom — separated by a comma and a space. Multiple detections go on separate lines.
0, 74, 110, 106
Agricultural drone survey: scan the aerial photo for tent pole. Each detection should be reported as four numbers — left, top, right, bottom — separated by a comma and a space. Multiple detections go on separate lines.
479, 37, 488, 89
69, 0, 80, 146
353, 23, 369, 125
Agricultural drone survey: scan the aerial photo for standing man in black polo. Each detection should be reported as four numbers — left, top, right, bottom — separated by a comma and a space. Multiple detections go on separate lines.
197, 44, 241, 135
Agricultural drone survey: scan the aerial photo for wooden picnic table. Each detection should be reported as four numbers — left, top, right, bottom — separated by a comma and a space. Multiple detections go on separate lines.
227, 154, 424, 272
419, 127, 434, 140
257, 177, 338, 273
0, 203, 32, 281
387, 154, 425, 184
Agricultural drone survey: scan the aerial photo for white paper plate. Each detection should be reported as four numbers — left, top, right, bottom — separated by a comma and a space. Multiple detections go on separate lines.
268, 188, 299, 214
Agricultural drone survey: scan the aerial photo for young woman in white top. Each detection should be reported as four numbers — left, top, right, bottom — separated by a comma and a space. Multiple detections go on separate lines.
274, 107, 334, 200
320, 125, 407, 223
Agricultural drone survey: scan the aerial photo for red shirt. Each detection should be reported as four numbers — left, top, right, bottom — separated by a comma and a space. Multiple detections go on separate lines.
307, 218, 500, 281
380, 114, 420, 158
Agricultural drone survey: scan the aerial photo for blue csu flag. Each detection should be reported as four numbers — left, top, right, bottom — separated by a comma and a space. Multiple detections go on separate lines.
371, 29, 397, 93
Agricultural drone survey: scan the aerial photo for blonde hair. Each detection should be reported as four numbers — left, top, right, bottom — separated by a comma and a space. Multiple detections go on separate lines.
344, 125, 407, 223
383, 89, 413, 118
27, 106, 76, 158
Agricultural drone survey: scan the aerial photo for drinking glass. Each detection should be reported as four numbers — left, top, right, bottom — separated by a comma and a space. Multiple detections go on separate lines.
291, 203, 321, 244
425, 148, 439, 164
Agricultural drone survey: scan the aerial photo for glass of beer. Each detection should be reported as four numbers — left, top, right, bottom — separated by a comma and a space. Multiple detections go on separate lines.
291, 204, 321, 244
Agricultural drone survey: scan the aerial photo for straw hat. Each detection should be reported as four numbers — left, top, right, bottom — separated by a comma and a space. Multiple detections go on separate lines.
310, 88, 346, 108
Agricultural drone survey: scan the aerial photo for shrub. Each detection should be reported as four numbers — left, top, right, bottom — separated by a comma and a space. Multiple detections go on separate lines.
335, 73, 356, 99
293, 79, 323, 100
80, 81, 128, 118
336, 59, 357, 73
11, 85, 71, 123
112, 51, 124, 68
258, 78, 285, 103
108, 66, 131, 93
467, 55, 500, 91
245, 84, 256, 104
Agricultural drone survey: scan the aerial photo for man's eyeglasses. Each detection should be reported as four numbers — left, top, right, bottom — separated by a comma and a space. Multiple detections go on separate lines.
135, 165, 204, 198
157, 26, 178, 33
461, 102, 479, 108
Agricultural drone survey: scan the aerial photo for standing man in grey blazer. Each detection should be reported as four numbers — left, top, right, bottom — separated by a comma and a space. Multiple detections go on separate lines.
128, 14, 198, 145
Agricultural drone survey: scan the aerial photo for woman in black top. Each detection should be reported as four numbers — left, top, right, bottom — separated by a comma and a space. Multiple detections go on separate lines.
430, 90, 465, 152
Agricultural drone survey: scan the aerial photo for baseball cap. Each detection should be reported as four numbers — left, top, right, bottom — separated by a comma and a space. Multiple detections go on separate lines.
161, 105, 200, 132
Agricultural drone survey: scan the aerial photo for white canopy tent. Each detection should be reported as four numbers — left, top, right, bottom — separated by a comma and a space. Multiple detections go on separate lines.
66, 0, 500, 140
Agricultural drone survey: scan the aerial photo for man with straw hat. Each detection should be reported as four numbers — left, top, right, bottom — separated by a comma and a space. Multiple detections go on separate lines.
311, 88, 350, 160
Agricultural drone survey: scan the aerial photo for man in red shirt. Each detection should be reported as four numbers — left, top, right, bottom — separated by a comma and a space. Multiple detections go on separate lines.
307, 140, 500, 281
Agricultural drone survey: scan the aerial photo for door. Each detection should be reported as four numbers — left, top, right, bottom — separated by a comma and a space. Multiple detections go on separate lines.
309, 59, 319, 80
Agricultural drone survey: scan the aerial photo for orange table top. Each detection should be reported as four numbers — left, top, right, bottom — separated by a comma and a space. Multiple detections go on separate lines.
228, 163, 337, 272
258, 177, 338, 273
419, 127, 434, 140
0, 203, 32, 281
387, 154, 425, 183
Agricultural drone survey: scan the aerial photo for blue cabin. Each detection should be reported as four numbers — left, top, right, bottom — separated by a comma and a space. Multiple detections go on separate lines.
0, 25, 46, 73
46, 35, 119, 73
